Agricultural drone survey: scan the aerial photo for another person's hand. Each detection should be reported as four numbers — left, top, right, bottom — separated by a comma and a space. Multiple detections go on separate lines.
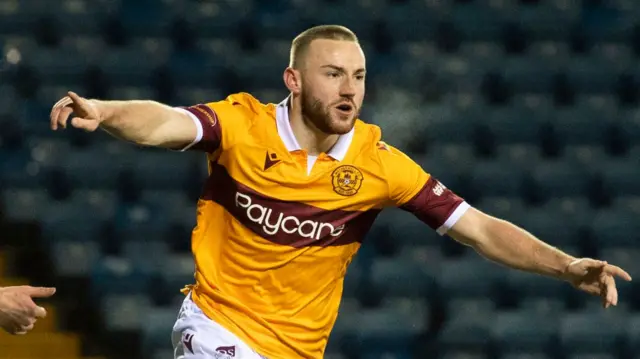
0, 286, 56, 335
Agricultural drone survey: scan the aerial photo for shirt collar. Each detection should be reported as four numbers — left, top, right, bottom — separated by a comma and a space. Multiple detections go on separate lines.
275, 96, 354, 161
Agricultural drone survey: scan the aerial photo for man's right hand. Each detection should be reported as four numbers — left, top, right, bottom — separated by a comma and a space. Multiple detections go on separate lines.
0, 286, 56, 335
50, 91, 102, 132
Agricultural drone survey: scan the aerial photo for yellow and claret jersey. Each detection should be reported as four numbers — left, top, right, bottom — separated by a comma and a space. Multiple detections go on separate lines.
175, 93, 470, 359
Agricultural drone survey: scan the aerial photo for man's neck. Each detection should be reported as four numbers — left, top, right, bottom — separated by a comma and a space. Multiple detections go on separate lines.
288, 101, 339, 157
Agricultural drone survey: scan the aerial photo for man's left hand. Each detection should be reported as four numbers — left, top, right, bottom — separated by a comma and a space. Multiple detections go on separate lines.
562, 258, 632, 308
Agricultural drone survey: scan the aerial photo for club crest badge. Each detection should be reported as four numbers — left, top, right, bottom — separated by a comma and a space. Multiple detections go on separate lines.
331, 165, 364, 196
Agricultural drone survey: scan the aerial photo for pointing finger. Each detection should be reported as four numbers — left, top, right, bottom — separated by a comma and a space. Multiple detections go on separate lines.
25, 287, 56, 298
604, 264, 632, 281
67, 91, 86, 107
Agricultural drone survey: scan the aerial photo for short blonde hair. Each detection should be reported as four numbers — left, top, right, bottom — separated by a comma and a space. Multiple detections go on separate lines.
289, 25, 359, 69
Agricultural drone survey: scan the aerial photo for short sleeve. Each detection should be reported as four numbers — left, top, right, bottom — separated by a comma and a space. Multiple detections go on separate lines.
175, 104, 221, 153
175, 94, 254, 153
381, 143, 470, 235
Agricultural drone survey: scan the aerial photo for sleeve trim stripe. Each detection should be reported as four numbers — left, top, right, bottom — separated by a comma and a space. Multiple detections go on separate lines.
436, 201, 471, 236
175, 107, 203, 152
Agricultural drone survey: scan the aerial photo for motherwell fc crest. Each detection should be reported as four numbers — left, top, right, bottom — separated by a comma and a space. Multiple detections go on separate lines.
331, 165, 364, 196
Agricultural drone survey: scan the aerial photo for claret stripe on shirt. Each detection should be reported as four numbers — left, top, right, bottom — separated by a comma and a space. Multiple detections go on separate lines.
201, 162, 381, 248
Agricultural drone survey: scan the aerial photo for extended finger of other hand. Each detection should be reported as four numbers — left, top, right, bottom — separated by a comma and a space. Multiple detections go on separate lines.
25, 287, 56, 298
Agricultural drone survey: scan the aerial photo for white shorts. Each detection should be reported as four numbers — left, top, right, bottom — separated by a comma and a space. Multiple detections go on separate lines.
172, 293, 268, 359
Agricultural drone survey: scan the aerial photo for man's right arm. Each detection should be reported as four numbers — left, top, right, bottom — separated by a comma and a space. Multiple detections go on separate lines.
93, 99, 200, 150
50, 92, 222, 153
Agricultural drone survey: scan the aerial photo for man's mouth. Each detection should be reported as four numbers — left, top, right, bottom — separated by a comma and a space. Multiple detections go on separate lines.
335, 103, 353, 113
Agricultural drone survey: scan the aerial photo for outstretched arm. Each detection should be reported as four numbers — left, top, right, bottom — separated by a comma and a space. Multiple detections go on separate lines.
448, 208, 576, 277
50, 91, 199, 150
448, 208, 632, 307
376, 138, 632, 309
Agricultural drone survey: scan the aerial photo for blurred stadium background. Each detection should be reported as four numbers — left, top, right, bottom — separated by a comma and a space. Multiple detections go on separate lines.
1, 0, 640, 358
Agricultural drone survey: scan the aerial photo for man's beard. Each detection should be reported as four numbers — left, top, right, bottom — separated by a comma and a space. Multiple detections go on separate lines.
300, 89, 358, 135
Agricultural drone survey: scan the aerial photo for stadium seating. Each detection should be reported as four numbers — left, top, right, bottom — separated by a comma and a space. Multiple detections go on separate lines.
1, 1, 640, 358
559, 310, 628, 357
492, 310, 559, 355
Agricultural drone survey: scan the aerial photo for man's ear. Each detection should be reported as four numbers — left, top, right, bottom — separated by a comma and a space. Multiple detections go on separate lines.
283, 67, 302, 95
